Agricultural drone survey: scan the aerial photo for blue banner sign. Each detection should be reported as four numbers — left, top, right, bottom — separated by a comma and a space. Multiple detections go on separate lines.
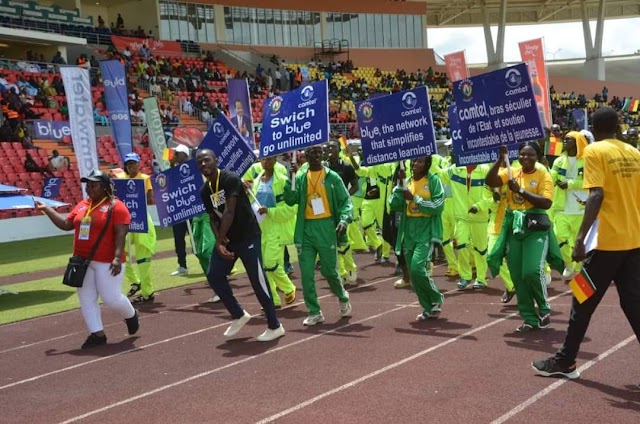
41, 177, 62, 199
199, 114, 256, 177
151, 159, 205, 227
100, 60, 133, 163
259, 79, 329, 157
355, 87, 437, 165
452, 63, 544, 152
448, 105, 519, 166
572, 108, 587, 130
113, 179, 148, 232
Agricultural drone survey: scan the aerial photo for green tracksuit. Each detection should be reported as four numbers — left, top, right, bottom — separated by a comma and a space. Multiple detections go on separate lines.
191, 213, 214, 273
284, 166, 352, 316
389, 174, 445, 314
253, 169, 297, 307
488, 209, 564, 326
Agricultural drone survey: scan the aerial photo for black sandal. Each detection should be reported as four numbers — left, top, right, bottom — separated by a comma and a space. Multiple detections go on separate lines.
501, 290, 515, 303
131, 293, 155, 304
127, 283, 141, 297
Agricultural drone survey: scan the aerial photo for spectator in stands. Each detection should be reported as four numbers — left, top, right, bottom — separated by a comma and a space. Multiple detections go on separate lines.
256, 63, 264, 77
116, 14, 125, 31
275, 67, 282, 91
130, 102, 146, 126
139, 44, 150, 60
94, 107, 108, 126
204, 50, 215, 63
90, 55, 99, 68
17, 76, 38, 96
51, 51, 66, 65
626, 127, 638, 148
49, 150, 70, 171
35, 170, 139, 349
52, 76, 65, 95
24, 152, 54, 177
0, 120, 14, 143
148, 30, 154, 39
98, 15, 105, 29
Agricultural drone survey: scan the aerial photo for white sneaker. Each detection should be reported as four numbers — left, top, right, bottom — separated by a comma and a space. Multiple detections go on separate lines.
206, 295, 220, 303
303, 312, 325, 326
347, 270, 358, 284
544, 272, 552, 286
562, 267, 576, 279
256, 324, 285, 342
223, 310, 251, 338
170, 266, 188, 276
394, 278, 411, 288
340, 301, 352, 317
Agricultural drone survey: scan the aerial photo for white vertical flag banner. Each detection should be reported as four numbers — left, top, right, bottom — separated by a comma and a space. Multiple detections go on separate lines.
60, 67, 99, 185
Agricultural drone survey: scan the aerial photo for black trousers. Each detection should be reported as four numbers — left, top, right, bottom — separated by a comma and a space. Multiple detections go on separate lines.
556, 248, 640, 363
172, 221, 188, 268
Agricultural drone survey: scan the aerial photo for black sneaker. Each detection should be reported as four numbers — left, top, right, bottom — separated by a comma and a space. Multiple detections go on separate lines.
516, 322, 538, 332
131, 293, 155, 304
532, 357, 580, 379
538, 313, 551, 329
500, 290, 515, 303
125, 309, 140, 335
81, 333, 107, 349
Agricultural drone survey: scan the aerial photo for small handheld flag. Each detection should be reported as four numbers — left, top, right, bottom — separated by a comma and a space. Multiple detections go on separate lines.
545, 135, 563, 156
162, 148, 174, 162
568, 268, 596, 304
338, 135, 348, 151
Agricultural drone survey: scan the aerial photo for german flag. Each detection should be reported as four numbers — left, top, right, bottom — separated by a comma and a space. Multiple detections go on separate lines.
545, 135, 563, 156
569, 268, 596, 304
338, 135, 348, 151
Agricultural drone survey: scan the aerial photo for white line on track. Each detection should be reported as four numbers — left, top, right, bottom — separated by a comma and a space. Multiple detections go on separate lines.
254, 289, 573, 423
490, 335, 637, 424
0, 275, 398, 391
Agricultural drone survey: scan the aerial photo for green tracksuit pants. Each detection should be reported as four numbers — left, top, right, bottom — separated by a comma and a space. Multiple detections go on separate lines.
349, 196, 368, 251
488, 232, 514, 292
262, 233, 296, 307
402, 217, 444, 313
192, 213, 214, 274
298, 218, 350, 316
442, 199, 457, 272
454, 219, 489, 284
554, 213, 583, 269
125, 214, 156, 298
506, 231, 551, 326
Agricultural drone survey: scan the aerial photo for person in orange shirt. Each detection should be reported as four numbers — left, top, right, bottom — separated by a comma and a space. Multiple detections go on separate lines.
533, 107, 640, 379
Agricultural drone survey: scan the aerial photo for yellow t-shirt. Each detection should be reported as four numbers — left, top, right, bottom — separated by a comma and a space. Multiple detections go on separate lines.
406, 176, 432, 217
498, 166, 553, 211
582, 139, 640, 250
305, 169, 332, 220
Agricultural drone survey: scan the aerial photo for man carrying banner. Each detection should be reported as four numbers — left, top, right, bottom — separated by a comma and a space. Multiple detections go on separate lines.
196, 149, 284, 342
120, 152, 157, 303
550, 131, 588, 280
284, 145, 353, 326
533, 107, 640, 379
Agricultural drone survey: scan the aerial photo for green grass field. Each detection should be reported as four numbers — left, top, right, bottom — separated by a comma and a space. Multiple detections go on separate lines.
0, 227, 259, 325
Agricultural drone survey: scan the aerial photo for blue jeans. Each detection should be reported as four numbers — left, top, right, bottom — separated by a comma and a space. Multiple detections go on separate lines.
207, 234, 280, 329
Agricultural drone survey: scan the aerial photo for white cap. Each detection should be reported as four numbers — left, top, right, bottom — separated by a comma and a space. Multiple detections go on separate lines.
580, 130, 595, 144
175, 144, 190, 155
444, 139, 453, 147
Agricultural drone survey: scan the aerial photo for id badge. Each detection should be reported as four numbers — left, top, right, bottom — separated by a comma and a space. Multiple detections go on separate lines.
78, 221, 91, 240
310, 196, 325, 215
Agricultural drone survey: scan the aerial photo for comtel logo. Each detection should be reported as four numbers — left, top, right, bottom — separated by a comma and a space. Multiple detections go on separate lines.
179, 163, 191, 177
300, 85, 314, 101
212, 122, 224, 137
401, 92, 417, 110
505, 69, 522, 88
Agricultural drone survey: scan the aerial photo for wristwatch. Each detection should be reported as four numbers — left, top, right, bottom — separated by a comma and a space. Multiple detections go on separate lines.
519, 188, 525, 195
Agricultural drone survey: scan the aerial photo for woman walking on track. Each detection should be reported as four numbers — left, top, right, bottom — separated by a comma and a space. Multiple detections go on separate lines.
35, 170, 139, 349
486, 143, 564, 332
389, 156, 446, 320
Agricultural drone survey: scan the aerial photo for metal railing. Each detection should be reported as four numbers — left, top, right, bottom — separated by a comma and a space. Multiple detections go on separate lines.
0, 19, 112, 45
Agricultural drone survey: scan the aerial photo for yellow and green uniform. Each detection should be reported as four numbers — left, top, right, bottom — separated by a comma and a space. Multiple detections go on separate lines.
488, 166, 564, 327
389, 173, 445, 314
253, 169, 296, 307
550, 153, 586, 270
488, 184, 514, 292
358, 163, 394, 259
120, 172, 157, 298
284, 166, 352, 316
440, 164, 493, 286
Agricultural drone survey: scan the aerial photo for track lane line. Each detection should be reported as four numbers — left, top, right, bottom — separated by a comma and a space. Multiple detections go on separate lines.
0, 275, 398, 391
490, 335, 637, 424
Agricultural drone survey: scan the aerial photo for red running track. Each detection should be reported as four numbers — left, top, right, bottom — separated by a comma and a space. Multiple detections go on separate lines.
0, 253, 638, 423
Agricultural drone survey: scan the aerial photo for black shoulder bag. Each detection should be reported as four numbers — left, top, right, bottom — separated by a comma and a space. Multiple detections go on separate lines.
63, 201, 114, 288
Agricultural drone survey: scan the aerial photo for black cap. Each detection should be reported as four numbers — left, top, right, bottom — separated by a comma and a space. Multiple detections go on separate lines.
80, 170, 111, 184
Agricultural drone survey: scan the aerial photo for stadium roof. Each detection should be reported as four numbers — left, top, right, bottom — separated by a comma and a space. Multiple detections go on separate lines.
416, 0, 640, 27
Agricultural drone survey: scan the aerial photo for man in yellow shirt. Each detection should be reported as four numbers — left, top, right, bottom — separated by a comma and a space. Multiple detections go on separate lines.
533, 107, 640, 379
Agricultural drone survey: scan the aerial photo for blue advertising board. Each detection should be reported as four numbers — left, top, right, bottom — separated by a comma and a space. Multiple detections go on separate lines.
99, 60, 133, 163
448, 105, 519, 166
259, 79, 329, 157
452, 63, 544, 152
41, 177, 62, 199
199, 114, 256, 177
355, 87, 437, 165
113, 179, 148, 233
151, 159, 205, 227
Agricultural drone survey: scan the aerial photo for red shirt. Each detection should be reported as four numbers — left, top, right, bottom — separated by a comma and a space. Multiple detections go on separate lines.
67, 198, 131, 263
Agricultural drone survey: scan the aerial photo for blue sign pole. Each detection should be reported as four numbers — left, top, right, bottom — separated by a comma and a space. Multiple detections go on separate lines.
452, 63, 544, 152
151, 159, 205, 228
355, 86, 437, 165
198, 114, 256, 177
113, 179, 148, 232
259, 79, 330, 157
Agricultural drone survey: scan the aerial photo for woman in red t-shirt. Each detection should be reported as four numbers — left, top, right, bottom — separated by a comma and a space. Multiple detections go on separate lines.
36, 170, 140, 349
